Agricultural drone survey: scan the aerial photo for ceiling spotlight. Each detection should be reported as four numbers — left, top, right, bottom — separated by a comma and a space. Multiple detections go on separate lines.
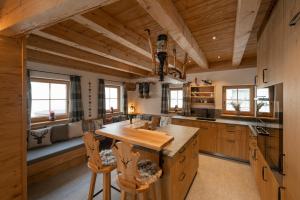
212, 36, 217, 40
217, 56, 221, 59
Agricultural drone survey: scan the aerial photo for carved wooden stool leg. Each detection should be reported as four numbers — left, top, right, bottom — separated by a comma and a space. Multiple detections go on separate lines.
121, 191, 126, 200
140, 192, 147, 200
132, 193, 137, 200
103, 172, 111, 200
151, 184, 157, 200
88, 172, 97, 200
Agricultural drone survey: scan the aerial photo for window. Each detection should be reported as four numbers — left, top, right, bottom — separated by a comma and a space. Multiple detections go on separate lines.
170, 89, 183, 110
31, 78, 69, 122
222, 85, 254, 116
256, 87, 274, 117
105, 86, 120, 112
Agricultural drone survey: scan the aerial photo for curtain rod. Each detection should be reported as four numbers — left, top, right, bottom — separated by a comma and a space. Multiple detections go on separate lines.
29, 69, 124, 83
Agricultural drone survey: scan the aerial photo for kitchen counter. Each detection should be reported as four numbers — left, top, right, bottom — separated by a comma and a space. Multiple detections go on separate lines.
96, 120, 199, 200
96, 120, 199, 157
157, 124, 199, 157
172, 115, 282, 129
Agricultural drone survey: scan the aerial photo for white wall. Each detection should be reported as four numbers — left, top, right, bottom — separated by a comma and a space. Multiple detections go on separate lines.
27, 61, 129, 120
128, 82, 162, 115
128, 68, 256, 114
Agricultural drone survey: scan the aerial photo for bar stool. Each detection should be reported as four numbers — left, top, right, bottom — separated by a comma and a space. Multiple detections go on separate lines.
83, 132, 119, 200
112, 142, 162, 200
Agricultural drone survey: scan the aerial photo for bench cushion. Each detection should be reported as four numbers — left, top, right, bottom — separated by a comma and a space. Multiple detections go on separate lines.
51, 124, 69, 143
27, 137, 84, 165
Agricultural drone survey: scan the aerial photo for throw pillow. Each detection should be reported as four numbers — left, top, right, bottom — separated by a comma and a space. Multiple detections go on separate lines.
68, 121, 84, 138
28, 127, 52, 149
112, 116, 120, 123
93, 119, 103, 130
160, 116, 171, 127
51, 124, 69, 143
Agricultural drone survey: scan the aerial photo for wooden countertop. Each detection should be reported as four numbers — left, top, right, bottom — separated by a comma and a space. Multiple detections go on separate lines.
95, 120, 199, 157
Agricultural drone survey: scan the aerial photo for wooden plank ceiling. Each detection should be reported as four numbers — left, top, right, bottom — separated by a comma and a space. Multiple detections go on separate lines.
26, 0, 274, 78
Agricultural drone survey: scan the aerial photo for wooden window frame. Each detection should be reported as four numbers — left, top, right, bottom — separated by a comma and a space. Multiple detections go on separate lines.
256, 86, 274, 118
105, 85, 120, 113
169, 88, 183, 111
31, 78, 70, 123
222, 85, 255, 116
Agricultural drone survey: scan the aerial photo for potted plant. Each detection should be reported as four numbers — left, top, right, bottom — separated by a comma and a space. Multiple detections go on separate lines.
230, 102, 241, 115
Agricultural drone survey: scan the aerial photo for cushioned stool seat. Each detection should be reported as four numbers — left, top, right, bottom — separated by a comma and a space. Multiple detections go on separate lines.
137, 159, 162, 185
100, 149, 116, 166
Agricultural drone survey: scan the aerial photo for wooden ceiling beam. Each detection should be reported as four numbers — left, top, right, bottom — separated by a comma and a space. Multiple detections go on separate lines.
27, 35, 149, 76
72, 11, 183, 70
34, 24, 152, 71
232, 0, 261, 66
0, 0, 118, 36
136, 0, 208, 69
27, 49, 136, 79
187, 57, 256, 74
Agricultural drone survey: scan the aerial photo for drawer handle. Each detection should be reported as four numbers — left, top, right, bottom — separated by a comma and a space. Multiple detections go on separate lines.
227, 130, 236, 133
193, 139, 197, 146
262, 166, 267, 181
278, 186, 286, 200
226, 139, 235, 143
179, 155, 186, 163
289, 11, 300, 26
178, 172, 186, 182
253, 149, 257, 160
179, 147, 186, 153
193, 152, 198, 158
263, 68, 268, 83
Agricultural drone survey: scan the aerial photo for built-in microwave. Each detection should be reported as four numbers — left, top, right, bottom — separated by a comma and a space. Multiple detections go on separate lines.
255, 83, 283, 174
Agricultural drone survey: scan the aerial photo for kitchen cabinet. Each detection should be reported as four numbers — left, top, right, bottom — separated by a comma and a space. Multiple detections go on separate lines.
165, 135, 198, 200
198, 122, 218, 153
257, 0, 284, 87
217, 124, 249, 160
284, 0, 300, 199
249, 137, 282, 200
171, 118, 249, 161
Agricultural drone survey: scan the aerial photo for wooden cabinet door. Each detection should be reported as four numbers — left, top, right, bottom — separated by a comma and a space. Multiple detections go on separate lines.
268, 0, 284, 85
264, 168, 280, 200
198, 123, 217, 153
283, 1, 300, 200
257, 0, 284, 87
217, 124, 241, 158
257, 28, 269, 86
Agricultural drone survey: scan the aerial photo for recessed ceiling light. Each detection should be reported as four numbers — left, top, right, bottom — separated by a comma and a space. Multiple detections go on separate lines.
217, 56, 221, 59
212, 36, 217, 40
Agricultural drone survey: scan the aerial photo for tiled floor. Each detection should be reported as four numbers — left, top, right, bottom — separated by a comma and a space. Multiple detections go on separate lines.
28, 154, 260, 200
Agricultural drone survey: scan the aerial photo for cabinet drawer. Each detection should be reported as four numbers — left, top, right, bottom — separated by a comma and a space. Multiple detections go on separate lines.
217, 134, 241, 158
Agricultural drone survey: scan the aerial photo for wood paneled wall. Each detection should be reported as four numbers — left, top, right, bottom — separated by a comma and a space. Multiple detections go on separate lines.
0, 36, 26, 199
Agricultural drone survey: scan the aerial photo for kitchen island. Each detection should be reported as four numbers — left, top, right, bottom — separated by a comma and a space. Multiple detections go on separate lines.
95, 120, 199, 200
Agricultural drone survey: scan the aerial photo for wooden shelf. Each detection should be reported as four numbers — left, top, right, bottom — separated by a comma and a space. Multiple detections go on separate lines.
192, 103, 215, 106
191, 96, 214, 98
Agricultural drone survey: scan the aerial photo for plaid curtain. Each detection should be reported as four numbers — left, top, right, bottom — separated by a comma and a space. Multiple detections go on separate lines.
98, 79, 106, 118
70, 76, 84, 122
123, 82, 128, 115
182, 83, 191, 116
161, 83, 170, 114
27, 70, 31, 130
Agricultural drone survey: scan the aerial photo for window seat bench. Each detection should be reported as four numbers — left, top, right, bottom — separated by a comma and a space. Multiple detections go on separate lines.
27, 137, 86, 185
